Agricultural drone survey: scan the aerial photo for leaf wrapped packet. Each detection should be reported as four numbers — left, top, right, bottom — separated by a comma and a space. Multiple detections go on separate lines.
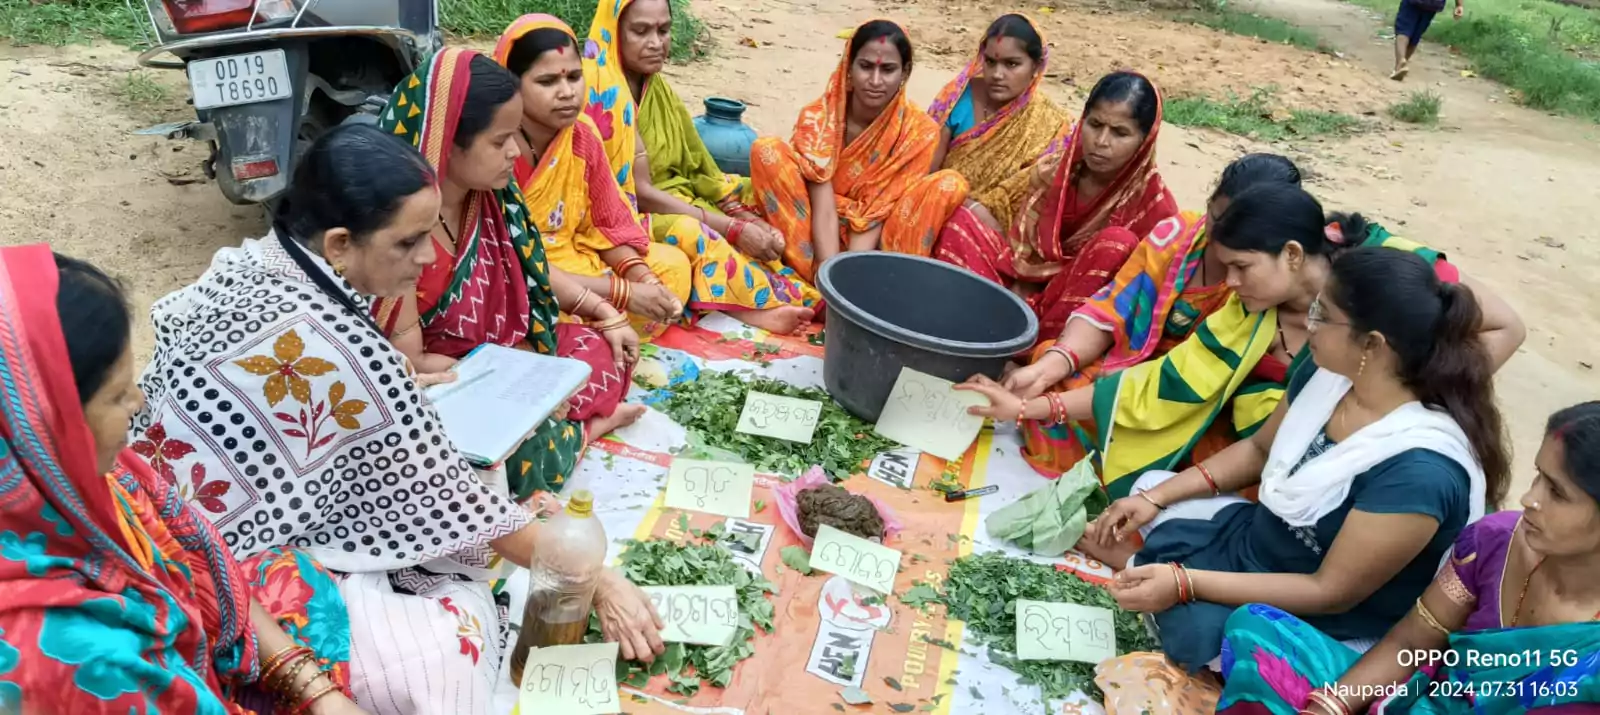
984, 457, 1108, 556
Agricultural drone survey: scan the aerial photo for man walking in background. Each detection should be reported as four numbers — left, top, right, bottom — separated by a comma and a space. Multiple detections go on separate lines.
1393, 0, 1465, 80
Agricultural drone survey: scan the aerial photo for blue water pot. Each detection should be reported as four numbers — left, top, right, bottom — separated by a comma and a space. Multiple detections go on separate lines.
693, 96, 758, 178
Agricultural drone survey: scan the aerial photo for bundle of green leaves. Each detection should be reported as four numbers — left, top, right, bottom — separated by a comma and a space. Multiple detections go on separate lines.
586, 523, 777, 696
936, 552, 1155, 701
653, 369, 898, 480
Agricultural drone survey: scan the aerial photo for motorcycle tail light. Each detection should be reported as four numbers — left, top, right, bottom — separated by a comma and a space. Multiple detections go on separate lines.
232, 157, 280, 180
161, 0, 297, 35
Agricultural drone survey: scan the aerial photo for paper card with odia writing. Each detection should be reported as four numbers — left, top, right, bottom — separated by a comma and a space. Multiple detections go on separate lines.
873, 367, 989, 461
810, 524, 902, 594
1014, 600, 1117, 664
734, 392, 823, 443
640, 585, 741, 647
663, 458, 755, 519
516, 641, 620, 715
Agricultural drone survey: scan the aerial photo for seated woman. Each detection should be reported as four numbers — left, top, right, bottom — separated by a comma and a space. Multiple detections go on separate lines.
1, 246, 360, 714
961, 183, 1524, 498
747, 19, 969, 280
136, 123, 664, 714
1219, 402, 1600, 715
935, 71, 1178, 341
373, 49, 647, 499
925, 13, 1070, 245
572, 1, 820, 334
1085, 246, 1509, 671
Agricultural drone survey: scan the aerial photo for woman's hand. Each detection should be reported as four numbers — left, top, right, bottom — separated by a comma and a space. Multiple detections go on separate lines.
552, 400, 573, 422
734, 221, 785, 263
628, 282, 682, 323
309, 692, 371, 715
1109, 563, 1181, 613
414, 371, 458, 389
1030, 154, 1062, 192
1088, 495, 1162, 547
1002, 353, 1071, 400
600, 322, 640, 372
952, 374, 1019, 421
595, 570, 666, 662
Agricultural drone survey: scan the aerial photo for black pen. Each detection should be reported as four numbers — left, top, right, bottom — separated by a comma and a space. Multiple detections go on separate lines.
944, 485, 998, 502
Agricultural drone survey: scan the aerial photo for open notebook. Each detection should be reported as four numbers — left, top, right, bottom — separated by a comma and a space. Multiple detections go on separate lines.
425, 344, 592, 467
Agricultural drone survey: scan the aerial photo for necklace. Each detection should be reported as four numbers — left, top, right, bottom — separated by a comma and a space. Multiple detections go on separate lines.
1510, 554, 1548, 627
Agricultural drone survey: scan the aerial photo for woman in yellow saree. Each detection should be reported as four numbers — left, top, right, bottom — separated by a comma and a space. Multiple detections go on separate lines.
926, 13, 1070, 237
578, 0, 819, 334
747, 19, 969, 280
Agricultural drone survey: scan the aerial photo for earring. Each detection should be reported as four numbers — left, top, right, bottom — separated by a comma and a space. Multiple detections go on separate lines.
332, 262, 346, 277
1357, 352, 1368, 378
1530, 500, 1541, 511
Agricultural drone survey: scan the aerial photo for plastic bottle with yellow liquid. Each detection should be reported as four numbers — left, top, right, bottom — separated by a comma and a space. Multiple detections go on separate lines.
507, 489, 608, 686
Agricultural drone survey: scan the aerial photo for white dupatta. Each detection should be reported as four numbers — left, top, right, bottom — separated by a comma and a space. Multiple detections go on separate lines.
1258, 368, 1486, 528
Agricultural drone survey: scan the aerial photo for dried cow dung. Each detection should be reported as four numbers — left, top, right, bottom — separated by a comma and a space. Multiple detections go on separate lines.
797, 484, 884, 540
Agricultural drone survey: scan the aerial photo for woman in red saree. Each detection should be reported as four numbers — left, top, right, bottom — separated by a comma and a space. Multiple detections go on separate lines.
0, 246, 360, 714
935, 71, 1178, 341
373, 49, 646, 499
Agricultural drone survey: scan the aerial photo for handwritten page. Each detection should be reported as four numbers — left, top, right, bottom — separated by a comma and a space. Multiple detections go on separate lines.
640, 585, 740, 646
873, 368, 989, 461
1014, 600, 1117, 663
428, 344, 592, 466
810, 524, 902, 593
663, 458, 755, 519
516, 642, 620, 715
734, 392, 823, 443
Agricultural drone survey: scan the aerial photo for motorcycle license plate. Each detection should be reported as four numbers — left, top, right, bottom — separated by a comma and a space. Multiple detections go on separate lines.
189, 50, 292, 110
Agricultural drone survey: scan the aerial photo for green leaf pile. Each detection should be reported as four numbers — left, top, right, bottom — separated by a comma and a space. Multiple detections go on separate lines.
936, 552, 1155, 701
586, 528, 777, 696
654, 369, 898, 479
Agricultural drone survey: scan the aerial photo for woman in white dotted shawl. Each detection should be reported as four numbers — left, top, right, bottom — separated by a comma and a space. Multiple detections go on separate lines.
133, 125, 665, 715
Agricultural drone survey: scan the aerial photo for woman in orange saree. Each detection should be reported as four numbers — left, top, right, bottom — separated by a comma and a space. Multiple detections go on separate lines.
925, 13, 1070, 238
934, 71, 1179, 342
748, 19, 969, 280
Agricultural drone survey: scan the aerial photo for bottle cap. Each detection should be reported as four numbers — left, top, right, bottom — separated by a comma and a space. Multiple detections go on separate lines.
566, 490, 595, 517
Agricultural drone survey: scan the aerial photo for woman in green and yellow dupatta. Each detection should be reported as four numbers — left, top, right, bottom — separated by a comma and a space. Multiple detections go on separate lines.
373, 48, 647, 500
961, 182, 1524, 499
578, 0, 820, 335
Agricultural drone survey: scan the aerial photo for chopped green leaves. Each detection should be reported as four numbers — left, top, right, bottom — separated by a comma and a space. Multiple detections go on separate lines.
937, 552, 1154, 700
654, 370, 897, 479
899, 583, 940, 609
587, 534, 777, 695
780, 545, 813, 575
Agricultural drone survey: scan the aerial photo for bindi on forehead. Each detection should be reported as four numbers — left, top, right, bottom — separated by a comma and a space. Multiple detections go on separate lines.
555, 45, 565, 54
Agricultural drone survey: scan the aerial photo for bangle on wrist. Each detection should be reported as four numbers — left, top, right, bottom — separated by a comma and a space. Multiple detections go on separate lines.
1136, 488, 1166, 510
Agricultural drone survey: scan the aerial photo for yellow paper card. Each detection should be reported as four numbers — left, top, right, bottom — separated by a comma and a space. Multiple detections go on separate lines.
663, 458, 755, 518
640, 585, 741, 646
1014, 600, 1117, 663
734, 392, 822, 443
516, 641, 620, 714
873, 367, 989, 461
810, 524, 901, 593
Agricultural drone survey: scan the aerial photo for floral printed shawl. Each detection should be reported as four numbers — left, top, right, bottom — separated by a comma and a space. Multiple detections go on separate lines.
0, 244, 258, 714
583, 0, 645, 212
135, 236, 530, 577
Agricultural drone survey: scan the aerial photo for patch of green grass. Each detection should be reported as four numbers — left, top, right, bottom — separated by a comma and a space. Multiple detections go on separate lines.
438, 0, 706, 61
0, 0, 145, 46
1165, 87, 1367, 140
1175, 7, 1334, 52
1342, 0, 1600, 121
113, 70, 171, 112
1389, 89, 1443, 123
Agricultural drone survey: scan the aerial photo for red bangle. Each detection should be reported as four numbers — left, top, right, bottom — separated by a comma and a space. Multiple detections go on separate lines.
1169, 563, 1187, 603
1046, 345, 1081, 375
1196, 462, 1221, 496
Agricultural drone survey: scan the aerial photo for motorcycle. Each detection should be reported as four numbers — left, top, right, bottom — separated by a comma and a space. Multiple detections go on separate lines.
130, 0, 441, 205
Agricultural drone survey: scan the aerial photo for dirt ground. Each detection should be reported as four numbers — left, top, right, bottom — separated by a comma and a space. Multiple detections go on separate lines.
2, 0, 1597, 494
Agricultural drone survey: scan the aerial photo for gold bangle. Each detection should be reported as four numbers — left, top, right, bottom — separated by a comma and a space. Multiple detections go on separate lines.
258, 644, 299, 680
1136, 489, 1166, 510
293, 681, 342, 714
594, 313, 631, 332
392, 318, 421, 339
1414, 597, 1452, 636
572, 288, 595, 316
273, 656, 317, 698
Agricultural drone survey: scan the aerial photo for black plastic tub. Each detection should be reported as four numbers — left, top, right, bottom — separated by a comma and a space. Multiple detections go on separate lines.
815, 252, 1039, 422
